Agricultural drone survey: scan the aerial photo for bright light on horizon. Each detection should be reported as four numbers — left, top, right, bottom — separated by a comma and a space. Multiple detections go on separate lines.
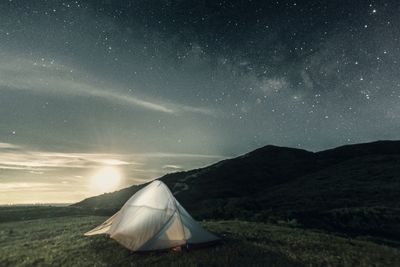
90, 166, 122, 194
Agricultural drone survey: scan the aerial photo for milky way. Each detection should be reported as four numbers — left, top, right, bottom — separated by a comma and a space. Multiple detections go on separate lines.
1, 1, 400, 203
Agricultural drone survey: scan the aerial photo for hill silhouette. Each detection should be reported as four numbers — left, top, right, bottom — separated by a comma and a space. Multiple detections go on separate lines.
74, 140, 400, 241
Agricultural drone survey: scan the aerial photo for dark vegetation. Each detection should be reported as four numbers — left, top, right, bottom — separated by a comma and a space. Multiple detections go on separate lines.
74, 140, 400, 242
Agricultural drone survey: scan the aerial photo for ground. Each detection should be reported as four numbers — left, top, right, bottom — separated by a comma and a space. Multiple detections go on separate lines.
0, 207, 399, 266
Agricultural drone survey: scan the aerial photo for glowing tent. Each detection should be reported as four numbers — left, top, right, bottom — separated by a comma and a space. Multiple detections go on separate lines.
85, 180, 218, 251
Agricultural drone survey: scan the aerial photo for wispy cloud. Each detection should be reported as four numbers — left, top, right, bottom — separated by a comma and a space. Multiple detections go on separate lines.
0, 152, 132, 170
0, 142, 226, 172
0, 142, 21, 149
138, 152, 225, 159
0, 143, 133, 171
0, 182, 56, 192
0, 56, 213, 116
162, 164, 183, 170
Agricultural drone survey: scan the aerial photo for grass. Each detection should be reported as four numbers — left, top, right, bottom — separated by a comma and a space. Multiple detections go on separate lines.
1, 207, 400, 266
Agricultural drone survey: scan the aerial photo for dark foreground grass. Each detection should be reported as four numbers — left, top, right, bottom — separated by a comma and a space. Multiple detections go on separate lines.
1, 215, 400, 267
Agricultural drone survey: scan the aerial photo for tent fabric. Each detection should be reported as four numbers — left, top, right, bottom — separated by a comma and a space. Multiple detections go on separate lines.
85, 180, 219, 251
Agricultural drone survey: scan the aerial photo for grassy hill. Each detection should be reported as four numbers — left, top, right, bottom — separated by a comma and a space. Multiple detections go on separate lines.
1, 206, 400, 267
74, 140, 400, 241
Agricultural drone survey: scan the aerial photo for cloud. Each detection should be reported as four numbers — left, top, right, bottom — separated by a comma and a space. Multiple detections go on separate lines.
0, 181, 82, 194
0, 182, 55, 192
138, 152, 225, 159
0, 142, 226, 172
162, 164, 183, 170
0, 56, 213, 116
0, 142, 21, 149
0, 145, 134, 171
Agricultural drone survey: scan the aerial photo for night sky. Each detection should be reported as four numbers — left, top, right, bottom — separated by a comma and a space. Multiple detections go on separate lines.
1, 0, 400, 204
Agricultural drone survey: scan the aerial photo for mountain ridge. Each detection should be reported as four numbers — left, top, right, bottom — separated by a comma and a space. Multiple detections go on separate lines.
73, 140, 400, 240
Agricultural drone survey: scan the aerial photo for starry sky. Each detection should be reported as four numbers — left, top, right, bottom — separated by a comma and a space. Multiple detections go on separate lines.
1, 0, 400, 204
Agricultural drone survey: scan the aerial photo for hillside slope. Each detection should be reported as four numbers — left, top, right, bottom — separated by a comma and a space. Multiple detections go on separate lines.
74, 140, 400, 239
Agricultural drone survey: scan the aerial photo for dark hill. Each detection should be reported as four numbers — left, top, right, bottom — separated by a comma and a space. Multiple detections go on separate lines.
73, 140, 400, 240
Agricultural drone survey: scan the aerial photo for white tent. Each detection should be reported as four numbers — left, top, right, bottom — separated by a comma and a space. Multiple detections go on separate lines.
85, 180, 218, 251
